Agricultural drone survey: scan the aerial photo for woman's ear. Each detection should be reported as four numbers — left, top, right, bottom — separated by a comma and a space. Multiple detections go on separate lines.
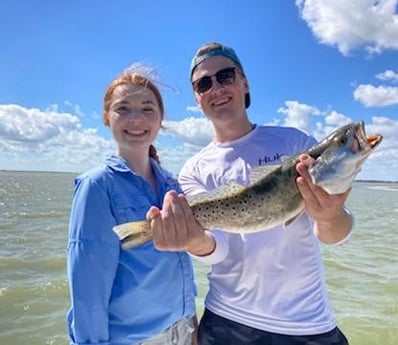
103, 111, 110, 127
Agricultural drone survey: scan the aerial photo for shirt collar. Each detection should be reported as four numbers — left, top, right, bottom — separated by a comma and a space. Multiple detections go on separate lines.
105, 154, 132, 173
104, 154, 178, 188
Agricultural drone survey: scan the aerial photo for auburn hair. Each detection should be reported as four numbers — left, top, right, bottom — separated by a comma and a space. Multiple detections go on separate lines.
102, 65, 164, 163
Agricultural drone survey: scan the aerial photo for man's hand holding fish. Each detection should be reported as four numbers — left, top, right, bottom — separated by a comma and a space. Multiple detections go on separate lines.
296, 154, 353, 244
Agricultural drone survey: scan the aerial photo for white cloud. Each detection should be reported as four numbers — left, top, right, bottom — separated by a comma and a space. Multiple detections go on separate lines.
272, 100, 398, 181
185, 105, 202, 113
359, 116, 398, 181
276, 100, 322, 133
0, 105, 212, 175
158, 143, 205, 175
1, 103, 397, 181
368, 116, 398, 143
353, 84, 398, 107
375, 69, 398, 83
0, 104, 79, 142
315, 110, 352, 139
62, 101, 86, 118
276, 100, 354, 140
296, 0, 398, 55
162, 116, 213, 146
0, 104, 114, 172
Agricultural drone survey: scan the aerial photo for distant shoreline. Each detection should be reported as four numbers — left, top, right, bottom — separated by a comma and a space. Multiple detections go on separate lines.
1, 169, 396, 184
0, 169, 80, 175
355, 179, 398, 184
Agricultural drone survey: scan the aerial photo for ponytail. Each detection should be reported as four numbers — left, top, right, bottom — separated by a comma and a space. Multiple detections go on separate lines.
149, 145, 160, 164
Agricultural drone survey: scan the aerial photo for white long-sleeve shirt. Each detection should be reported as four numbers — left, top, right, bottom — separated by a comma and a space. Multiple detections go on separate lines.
178, 125, 351, 335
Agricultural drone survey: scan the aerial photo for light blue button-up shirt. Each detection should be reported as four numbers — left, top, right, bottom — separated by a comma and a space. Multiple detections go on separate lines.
67, 154, 196, 345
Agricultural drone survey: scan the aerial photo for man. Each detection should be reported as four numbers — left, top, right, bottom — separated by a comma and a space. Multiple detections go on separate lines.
149, 42, 352, 344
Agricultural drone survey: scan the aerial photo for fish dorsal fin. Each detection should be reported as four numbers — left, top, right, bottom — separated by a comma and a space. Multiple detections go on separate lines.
187, 181, 246, 205
248, 164, 281, 185
280, 155, 291, 163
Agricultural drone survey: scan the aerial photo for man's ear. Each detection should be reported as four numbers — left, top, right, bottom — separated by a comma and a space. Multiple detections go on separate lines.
243, 78, 249, 94
194, 94, 202, 109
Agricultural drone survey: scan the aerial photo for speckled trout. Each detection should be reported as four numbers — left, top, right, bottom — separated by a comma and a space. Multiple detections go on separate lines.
114, 121, 382, 249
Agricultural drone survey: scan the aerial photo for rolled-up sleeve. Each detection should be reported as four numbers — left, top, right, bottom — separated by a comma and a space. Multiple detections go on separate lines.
67, 177, 120, 345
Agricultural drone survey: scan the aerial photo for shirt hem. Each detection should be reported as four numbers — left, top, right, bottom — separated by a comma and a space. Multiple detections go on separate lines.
205, 305, 337, 336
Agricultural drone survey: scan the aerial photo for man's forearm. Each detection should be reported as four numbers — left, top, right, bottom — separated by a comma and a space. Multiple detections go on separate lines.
314, 208, 353, 244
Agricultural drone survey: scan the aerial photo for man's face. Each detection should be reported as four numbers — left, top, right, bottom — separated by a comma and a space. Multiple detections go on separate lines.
191, 56, 249, 120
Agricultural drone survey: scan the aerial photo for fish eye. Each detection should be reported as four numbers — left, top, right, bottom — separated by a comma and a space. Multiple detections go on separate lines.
339, 137, 347, 146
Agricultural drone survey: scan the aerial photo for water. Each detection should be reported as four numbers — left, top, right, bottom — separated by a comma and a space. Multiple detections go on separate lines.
0, 171, 397, 345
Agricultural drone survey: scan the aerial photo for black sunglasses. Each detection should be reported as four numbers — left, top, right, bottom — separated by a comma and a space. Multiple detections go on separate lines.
192, 67, 236, 94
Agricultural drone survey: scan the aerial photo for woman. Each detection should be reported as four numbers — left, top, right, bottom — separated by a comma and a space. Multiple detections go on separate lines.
66, 64, 197, 345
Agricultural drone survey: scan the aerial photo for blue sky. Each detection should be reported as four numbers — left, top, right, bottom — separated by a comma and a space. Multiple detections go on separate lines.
0, 0, 397, 181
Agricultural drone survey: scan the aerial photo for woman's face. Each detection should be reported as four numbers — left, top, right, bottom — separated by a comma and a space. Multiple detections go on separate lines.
107, 83, 162, 153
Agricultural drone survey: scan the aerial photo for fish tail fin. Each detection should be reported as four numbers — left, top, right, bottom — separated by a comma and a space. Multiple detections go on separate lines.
112, 221, 152, 250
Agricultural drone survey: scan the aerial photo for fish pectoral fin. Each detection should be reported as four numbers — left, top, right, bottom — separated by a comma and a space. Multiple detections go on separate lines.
284, 216, 297, 227
283, 210, 304, 227
112, 221, 152, 250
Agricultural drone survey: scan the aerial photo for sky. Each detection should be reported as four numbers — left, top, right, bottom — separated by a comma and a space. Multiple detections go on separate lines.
0, 0, 397, 181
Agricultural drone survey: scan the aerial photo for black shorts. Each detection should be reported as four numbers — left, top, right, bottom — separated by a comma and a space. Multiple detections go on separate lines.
198, 308, 349, 345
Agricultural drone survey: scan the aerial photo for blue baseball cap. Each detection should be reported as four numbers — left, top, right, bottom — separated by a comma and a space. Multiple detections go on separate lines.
190, 43, 251, 108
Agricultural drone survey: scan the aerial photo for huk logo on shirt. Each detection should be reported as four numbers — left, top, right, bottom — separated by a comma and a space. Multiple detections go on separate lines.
258, 153, 284, 165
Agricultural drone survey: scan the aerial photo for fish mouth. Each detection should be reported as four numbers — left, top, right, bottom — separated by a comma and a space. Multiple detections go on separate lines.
356, 121, 383, 151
